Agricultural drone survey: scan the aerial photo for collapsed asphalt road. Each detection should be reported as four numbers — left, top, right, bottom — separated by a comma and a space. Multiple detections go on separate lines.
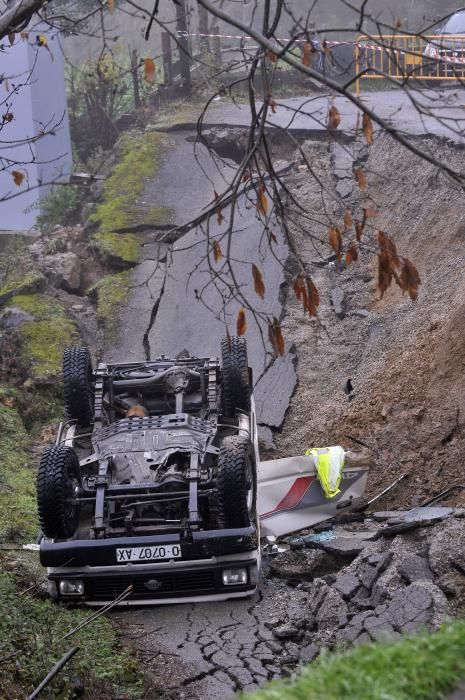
109, 129, 297, 439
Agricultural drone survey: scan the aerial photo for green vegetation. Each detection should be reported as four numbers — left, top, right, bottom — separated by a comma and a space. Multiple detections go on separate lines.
0, 238, 44, 302
0, 389, 36, 542
243, 622, 465, 700
0, 568, 142, 699
36, 185, 84, 232
11, 294, 78, 380
92, 131, 171, 264
88, 271, 130, 342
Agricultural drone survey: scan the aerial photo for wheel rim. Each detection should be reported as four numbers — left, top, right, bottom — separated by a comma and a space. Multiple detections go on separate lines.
245, 455, 255, 517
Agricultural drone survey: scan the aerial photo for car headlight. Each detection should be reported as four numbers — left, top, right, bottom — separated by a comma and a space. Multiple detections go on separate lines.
58, 579, 84, 596
222, 567, 247, 586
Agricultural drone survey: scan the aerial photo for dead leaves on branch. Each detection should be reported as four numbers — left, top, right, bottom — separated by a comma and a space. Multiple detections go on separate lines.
236, 308, 247, 336
268, 317, 285, 356
11, 170, 26, 187
377, 231, 420, 301
293, 274, 320, 318
327, 105, 341, 131
354, 167, 367, 192
328, 227, 343, 256
252, 264, 265, 300
302, 42, 313, 67
144, 58, 156, 84
256, 183, 269, 217
212, 240, 223, 263
362, 113, 374, 145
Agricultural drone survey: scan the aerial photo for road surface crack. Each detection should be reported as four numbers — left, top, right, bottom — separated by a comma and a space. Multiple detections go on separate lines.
142, 273, 166, 361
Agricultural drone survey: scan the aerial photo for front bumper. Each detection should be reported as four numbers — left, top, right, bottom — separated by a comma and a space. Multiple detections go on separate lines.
42, 527, 259, 605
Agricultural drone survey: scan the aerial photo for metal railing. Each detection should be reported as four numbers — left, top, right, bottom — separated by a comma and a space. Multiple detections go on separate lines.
355, 34, 465, 96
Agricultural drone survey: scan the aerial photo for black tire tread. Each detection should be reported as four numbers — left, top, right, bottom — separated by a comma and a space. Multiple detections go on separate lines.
63, 347, 94, 426
37, 445, 80, 540
221, 337, 251, 417
217, 435, 255, 528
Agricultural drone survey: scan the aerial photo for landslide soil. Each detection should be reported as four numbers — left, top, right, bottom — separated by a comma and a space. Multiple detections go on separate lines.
276, 133, 465, 511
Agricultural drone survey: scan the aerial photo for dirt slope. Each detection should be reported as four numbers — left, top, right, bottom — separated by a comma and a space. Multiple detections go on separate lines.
276, 133, 465, 510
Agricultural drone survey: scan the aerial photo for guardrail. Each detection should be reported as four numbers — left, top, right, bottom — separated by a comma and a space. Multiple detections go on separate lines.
355, 34, 465, 96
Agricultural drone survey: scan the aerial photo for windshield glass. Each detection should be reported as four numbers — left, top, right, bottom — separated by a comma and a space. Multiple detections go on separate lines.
440, 12, 465, 34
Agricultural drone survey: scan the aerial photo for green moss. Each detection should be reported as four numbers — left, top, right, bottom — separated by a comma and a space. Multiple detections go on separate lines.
0, 570, 143, 699
88, 271, 130, 342
0, 398, 36, 542
92, 131, 171, 264
11, 294, 79, 380
0, 270, 44, 301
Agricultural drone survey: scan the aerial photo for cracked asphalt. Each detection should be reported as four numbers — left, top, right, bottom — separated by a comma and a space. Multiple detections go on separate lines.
109, 129, 297, 432
114, 576, 312, 698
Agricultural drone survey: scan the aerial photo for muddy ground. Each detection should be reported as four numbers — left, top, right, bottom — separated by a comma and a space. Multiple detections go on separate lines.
276, 133, 465, 512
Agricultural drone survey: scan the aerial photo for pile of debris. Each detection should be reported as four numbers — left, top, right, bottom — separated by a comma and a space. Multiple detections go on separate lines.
266, 506, 465, 659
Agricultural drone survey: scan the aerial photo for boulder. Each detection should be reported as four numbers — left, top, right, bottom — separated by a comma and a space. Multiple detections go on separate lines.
45, 252, 82, 292
0, 307, 35, 329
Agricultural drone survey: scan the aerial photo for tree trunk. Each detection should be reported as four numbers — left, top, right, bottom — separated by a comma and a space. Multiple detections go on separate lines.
175, 0, 192, 95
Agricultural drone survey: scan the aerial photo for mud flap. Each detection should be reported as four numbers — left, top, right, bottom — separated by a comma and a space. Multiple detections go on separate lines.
257, 453, 369, 538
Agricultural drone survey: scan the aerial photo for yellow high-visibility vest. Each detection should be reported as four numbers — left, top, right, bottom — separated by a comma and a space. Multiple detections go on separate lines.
306, 446, 345, 498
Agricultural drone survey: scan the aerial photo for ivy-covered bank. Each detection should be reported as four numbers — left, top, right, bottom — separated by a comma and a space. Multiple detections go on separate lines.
91, 130, 172, 265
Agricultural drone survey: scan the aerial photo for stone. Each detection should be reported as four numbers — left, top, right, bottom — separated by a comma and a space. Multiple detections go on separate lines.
45, 252, 82, 292
331, 287, 346, 318
363, 615, 397, 642
257, 425, 276, 450
372, 511, 408, 523
429, 517, 465, 578
335, 178, 353, 199
383, 583, 433, 630
352, 309, 370, 318
299, 643, 319, 663
229, 666, 253, 688
358, 564, 380, 592
398, 554, 433, 584
272, 622, 300, 640
0, 306, 35, 329
333, 574, 360, 600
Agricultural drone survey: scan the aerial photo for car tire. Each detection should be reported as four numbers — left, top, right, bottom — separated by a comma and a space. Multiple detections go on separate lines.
221, 337, 251, 417
37, 445, 81, 540
63, 347, 94, 427
217, 435, 256, 528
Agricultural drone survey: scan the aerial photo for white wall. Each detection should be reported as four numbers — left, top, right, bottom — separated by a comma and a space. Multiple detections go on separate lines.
0, 26, 72, 231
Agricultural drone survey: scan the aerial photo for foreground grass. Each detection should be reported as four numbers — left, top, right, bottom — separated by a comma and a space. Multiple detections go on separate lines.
243, 622, 465, 700
0, 568, 142, 699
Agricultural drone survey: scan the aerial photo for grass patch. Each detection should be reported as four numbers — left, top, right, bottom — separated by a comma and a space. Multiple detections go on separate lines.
11, 294, 79, 381
92, 130, 171, 265
0, 391, 36, 542
0, 569, 143, 699
242, 622, 465, 700
88, 271, 130, 342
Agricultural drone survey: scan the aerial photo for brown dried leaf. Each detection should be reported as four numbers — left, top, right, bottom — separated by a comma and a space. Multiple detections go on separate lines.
354, 168, 367, 191
237, 308, 247, 336
11, 170, 25, 187
378, 231, 400, 266
306, 277, 320, 317
266, 49, 277, 63
344, 210, 353, 231
212, 239, 223, 263
328, 105, 341, 131
328, 227, 343, 255
242, 171, 250, 183
346, 243, 359, 266
268, 317, 285, 356
362, 113, 373, 145
3, 112, 13, 123
364, 206, 378, 218
20, 32, 28, 41
293, 274, 305, 302
355, 220, 364, 241
269, 230, 278, 245
302, 42, 312, 67
257, 183, 268, 217
252, 264, 265, 300
270, 96, 278, 114
108, 0, 115, 11
377, 252, 393, 298
400, 259, 421, 301
216, 208, 224, 226
144, 58, 156, 83
8, 33, 15, 46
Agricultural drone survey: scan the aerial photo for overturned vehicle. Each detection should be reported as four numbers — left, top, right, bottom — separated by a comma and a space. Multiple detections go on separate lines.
37, 339, 370, 606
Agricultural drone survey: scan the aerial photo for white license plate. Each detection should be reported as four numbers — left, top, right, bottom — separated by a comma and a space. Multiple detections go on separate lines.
116, 544, 182, 563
